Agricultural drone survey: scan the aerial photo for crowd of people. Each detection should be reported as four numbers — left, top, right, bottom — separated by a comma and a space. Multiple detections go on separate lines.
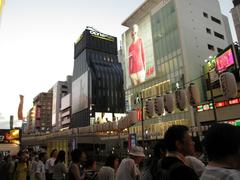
0, 123, 239, 180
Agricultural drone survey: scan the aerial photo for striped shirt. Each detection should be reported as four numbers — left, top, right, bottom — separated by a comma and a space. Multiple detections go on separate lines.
200, 166, 240, 180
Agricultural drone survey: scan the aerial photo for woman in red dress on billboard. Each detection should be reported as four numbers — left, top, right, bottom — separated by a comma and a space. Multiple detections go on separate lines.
128, 24, 146, 86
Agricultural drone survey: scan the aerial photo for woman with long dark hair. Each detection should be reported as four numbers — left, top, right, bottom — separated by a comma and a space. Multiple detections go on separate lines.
52, 150, 68, 180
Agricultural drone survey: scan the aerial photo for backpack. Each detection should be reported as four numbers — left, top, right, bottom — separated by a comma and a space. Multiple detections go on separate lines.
152, 159, 183, 180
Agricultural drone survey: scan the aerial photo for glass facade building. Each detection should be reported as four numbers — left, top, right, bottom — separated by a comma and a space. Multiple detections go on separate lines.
121, 0, 231, 139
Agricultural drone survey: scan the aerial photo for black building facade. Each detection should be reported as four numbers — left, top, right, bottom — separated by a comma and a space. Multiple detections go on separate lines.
71, 27, 125, 128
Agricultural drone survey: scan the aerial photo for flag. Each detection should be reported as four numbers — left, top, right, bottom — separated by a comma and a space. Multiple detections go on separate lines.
18, 95, 24, 120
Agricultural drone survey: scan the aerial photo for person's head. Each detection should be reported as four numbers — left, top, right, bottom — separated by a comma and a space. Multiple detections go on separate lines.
105, 154, 120, 171
85, 158, 97, 171
131, 24, 139, 40
39, 152, 47, 163
97, 166, 115, 180
129, 146, 145, 165
164, 125, 195, 156
71, 149, 87, 164
203, 123, 240, 163
50, 149, 58, 158
18, 150, 29, 162
55, 150, 65, 164
153, 140, 166, 158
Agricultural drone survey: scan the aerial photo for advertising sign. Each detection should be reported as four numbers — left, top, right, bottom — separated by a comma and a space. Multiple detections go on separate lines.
72, 71, 88, 114
0, 129, 20, 145
123, 15, 156, 88
216, 47, 235, 73
128, 133, 137, 151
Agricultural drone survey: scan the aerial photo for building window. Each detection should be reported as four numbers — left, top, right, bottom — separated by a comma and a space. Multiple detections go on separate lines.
217, 48, 223, 53
203, 12, 208, 18
208, 44, 214, 51
214, 32, 224, 40
206, 28, 211, 34
211, 16, 221, 24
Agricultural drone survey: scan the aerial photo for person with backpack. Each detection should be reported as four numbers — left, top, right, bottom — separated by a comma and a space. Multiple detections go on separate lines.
156, 125, 199, 180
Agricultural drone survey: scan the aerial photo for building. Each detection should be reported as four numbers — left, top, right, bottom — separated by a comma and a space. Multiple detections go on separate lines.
232, 0, 240, 42
60, 93, 71, 130
197, 43, 240, 130
121, 0, 232, 140
71, 27, 125, 128
33, 91, 53, 133
52, 76, 72, 131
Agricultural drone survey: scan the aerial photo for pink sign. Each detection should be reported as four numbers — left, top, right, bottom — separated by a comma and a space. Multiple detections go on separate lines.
216, 48, 234, 73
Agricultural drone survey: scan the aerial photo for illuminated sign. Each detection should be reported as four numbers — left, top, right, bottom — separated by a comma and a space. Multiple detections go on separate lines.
0, 129, 20, 145
197, 98, 240, 112
89, 30, 115, 42
216, 47, 235, 73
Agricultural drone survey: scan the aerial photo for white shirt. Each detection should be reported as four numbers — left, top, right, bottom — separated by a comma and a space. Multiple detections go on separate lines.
116, 158, 141, 180
36, 160, 46, 180
45, 158, 56, 174
200, 166, 240, 180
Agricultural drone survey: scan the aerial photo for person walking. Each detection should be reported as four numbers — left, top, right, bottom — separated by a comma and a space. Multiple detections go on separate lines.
116, 146, 145, 180
52, 150, 68, 180
68, 149, 85, 180
159, 125, 199, 180
46, 149, 58, 180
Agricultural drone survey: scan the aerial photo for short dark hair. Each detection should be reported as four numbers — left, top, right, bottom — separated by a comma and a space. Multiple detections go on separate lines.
105, 154, 119, 168
71, 149, 85, 163
164, 125, 189, 152
203, 123, 240, 161
85, 158, 96, 169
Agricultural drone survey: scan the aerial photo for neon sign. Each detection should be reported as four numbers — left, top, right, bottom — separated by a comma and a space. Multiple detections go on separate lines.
197, 98, 240, 112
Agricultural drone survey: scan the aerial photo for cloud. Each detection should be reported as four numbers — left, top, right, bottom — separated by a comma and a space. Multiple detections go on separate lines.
0, 113, 10, 129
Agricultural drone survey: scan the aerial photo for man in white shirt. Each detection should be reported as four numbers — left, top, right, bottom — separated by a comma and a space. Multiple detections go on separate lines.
201, 123, 240, 180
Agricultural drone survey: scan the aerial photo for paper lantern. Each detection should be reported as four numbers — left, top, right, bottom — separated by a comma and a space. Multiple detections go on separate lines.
129, 110, 138, 125
154, 96, 164, 116
164, 94, 175, 113
188, 83, 201, 106
220, 72, 237, 99
175, 89, 187, 111
145, 99, 154, 118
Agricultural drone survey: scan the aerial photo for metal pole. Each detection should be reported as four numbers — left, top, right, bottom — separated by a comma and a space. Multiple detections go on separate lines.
208, 72, 218, 122
140, 92, 144, 147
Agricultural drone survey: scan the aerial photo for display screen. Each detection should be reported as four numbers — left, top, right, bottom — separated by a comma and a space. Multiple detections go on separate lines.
216, 48, 235, 73
72, 71, 88, 114
122, 15, 156, 88
0, 129, 20, 145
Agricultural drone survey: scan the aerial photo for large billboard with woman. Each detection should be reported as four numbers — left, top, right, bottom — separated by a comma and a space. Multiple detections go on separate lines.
122, 15, 156, 88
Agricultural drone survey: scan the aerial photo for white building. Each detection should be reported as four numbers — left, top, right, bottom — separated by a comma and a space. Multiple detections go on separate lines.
231, 0, 240, 42
121, 0, 233, 139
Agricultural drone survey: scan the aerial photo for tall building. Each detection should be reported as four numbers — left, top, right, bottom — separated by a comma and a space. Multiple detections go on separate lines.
0, 0, 5, 25
232, 0, 240, 42
52, 76, 72, 131
33, 91, 53, 132
71, 27, 125, 128
121, 0, 232, 138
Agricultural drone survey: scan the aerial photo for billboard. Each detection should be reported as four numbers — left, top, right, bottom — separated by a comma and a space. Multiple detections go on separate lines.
216, 47, 235, 74
0, 129, 20, 145
123, 15, 156, 88
72, 71, 88, 114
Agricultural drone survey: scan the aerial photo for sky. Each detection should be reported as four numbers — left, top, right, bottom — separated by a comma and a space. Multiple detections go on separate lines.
0, 0, 236, 129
